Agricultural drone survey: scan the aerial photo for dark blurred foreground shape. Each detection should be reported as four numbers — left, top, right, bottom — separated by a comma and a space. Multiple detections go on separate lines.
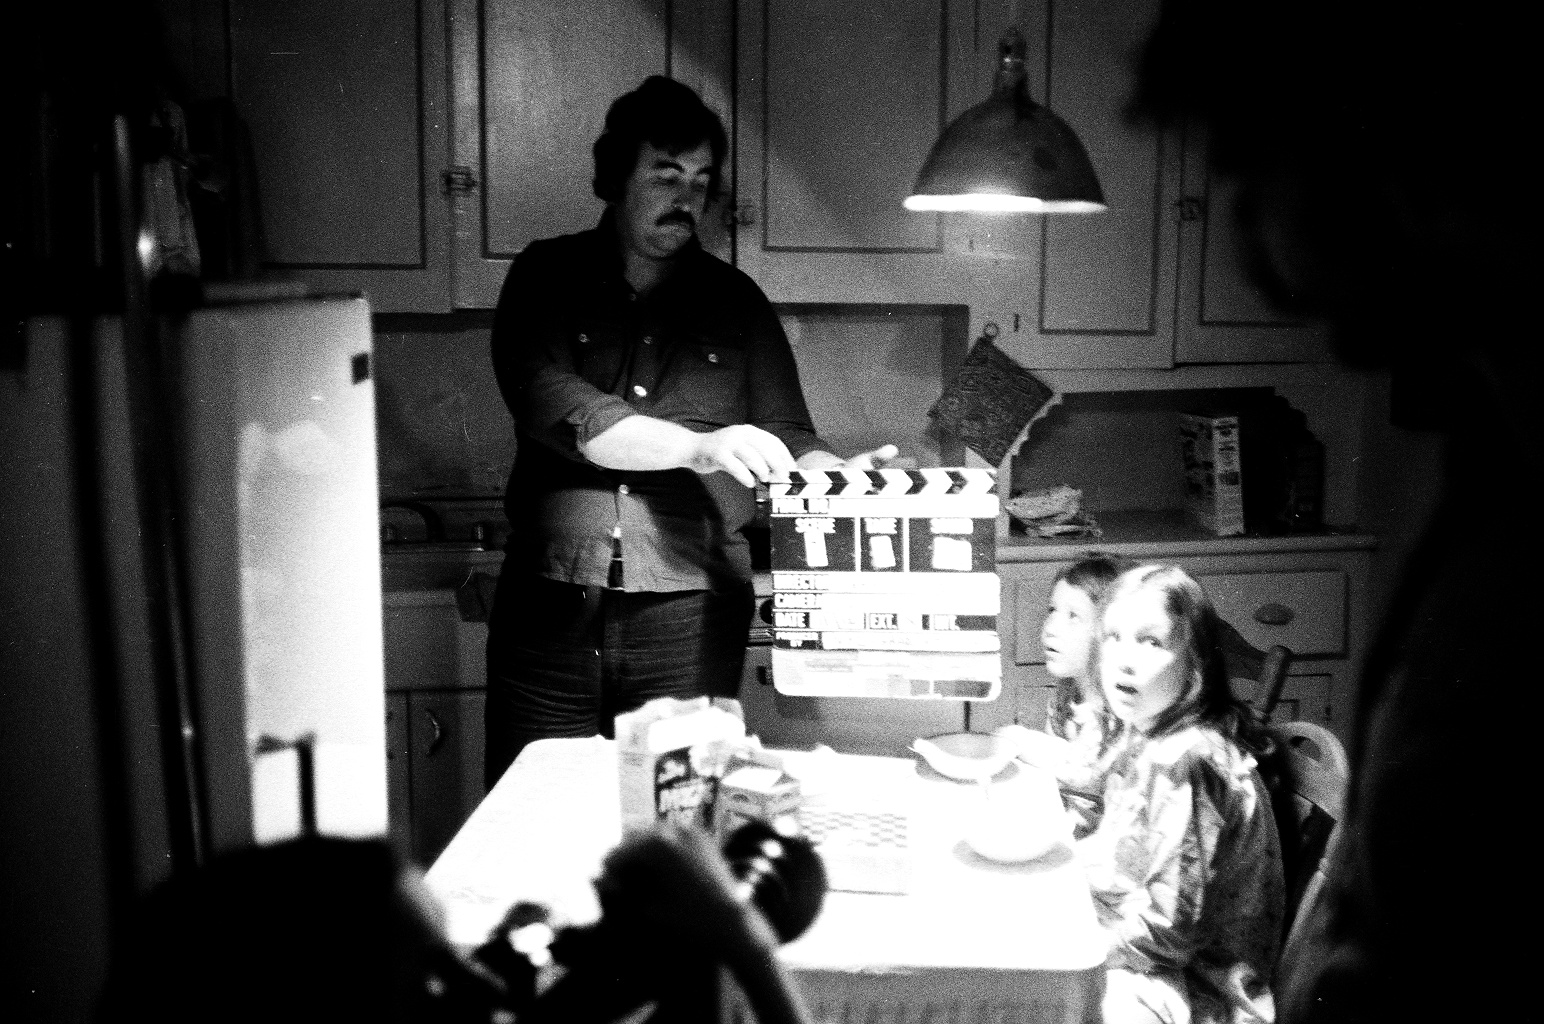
97, 837, 487, 1024
98, 824, 823, 1024
1134, 2, 1538, 1021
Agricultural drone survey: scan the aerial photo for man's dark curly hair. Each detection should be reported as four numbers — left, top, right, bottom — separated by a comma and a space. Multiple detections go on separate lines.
592, 75, 728, 204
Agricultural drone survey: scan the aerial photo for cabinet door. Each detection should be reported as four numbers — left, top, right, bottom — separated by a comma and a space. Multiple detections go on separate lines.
385, 693, 413, 863
383, 590, 491, 693
736, 0, 1178, 370
1021, 0, 1180, 369
448, 0, 734, 308
1172, 127, 1333, 363
407, 690, 487, 866
228, 0, 452, 312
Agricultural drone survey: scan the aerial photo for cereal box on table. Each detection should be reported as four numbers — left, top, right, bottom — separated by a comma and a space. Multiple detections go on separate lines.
767, 468, 1000, 700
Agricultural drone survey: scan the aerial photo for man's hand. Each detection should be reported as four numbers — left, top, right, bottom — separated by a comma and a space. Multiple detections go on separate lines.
795, 444, 905, 473
688, 424, 798, 487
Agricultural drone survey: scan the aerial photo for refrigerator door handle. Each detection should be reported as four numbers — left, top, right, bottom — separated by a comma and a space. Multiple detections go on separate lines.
424, 708, 446, 756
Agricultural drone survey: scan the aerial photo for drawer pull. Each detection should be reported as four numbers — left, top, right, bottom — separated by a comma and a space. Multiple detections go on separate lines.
1254, 603, 1294, 626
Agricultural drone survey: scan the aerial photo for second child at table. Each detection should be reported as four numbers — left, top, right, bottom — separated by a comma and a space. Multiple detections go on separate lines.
995, 552, 1133, 837
1082, 564, 1285, 1024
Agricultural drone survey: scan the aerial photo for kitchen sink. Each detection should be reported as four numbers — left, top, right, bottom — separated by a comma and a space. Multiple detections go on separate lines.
381, 545, 504, 592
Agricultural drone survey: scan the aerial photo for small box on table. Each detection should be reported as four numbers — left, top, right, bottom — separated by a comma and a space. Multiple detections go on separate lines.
715, 757, 803, 835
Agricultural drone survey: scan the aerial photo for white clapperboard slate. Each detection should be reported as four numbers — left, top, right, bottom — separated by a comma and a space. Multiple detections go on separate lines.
767, 468, 1000, 699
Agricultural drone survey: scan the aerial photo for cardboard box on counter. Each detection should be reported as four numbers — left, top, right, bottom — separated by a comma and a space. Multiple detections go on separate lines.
1179, 411, 1245, 537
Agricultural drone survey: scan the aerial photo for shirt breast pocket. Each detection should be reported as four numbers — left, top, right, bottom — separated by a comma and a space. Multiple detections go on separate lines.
572, 326, 628, 391
674, 342, 746, 427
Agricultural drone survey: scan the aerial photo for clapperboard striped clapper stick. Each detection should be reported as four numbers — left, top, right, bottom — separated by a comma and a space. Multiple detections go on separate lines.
767, 469, 1002, 701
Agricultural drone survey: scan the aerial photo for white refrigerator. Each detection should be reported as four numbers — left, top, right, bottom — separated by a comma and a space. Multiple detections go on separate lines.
1, 296, 385, 1021
176, 295, 386, 844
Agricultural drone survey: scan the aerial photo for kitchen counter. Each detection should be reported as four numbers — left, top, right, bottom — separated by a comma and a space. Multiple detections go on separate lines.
998, 508, 1377, 562
381, 545, 503, 591
378, 508, 1376, 590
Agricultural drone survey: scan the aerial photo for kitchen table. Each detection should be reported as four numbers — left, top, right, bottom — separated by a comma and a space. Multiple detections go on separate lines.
425, 737, 1107, 1023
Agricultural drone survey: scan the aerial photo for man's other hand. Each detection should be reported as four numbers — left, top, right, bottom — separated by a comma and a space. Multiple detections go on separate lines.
841, 444, 902, 471
795, 444, 907, 473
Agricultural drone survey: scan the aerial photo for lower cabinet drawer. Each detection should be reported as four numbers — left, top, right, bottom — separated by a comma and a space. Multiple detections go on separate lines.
1010, 564, 1065, 665
383, 590, 488, 691
1195, 570, 1346, 657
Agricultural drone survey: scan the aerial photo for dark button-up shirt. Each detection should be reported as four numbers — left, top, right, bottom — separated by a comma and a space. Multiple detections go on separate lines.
492, 211, 829, 590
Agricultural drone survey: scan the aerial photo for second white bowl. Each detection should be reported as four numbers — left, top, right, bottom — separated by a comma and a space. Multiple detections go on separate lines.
910, 732, 1015, 782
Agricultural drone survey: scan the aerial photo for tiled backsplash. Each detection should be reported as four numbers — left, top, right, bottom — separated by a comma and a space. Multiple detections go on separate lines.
372, 309, 1362, 529
778, 305, 968, 466
374, 313, 513, 499
372, 306, 968, 499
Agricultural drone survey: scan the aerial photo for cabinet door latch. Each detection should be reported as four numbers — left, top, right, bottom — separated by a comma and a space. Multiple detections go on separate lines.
724, 200, 757, 228
442, 166, 479, 194
1176, 196, 1205, 222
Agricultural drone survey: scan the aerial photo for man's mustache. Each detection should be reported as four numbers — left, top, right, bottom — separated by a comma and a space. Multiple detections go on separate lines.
657, 210, 696, 229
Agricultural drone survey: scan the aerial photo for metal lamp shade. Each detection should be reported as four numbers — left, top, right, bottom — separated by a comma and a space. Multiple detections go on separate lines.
905, 29, 1105, 214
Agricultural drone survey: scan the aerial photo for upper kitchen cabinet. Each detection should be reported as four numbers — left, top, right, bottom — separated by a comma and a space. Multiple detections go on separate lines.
446, 0, 735, 308
1171, 128, 1333, 363
736, 0, 1180, 369
225, 0, 453, 312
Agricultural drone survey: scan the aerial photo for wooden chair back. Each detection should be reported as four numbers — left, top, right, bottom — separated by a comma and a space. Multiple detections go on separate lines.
1218, 618, 1294, 722
1267, 721, 1348, 976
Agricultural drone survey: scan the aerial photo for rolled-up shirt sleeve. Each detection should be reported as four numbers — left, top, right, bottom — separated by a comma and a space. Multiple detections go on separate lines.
490, 243, 636, 461
739, 290, 830, 460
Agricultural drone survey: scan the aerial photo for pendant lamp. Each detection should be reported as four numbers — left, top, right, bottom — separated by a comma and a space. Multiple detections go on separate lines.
905, 28, 1105, 213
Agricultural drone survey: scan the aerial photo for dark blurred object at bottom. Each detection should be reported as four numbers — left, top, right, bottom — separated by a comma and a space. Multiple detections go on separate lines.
100, 823, 825, 1024
98, 836, 498, 1024
476, 820, 826, 1024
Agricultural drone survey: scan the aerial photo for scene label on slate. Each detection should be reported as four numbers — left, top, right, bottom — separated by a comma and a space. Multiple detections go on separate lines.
768, 468, 1000, 700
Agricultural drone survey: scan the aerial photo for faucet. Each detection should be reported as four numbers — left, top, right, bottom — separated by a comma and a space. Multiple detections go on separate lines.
379, 500, 445, 544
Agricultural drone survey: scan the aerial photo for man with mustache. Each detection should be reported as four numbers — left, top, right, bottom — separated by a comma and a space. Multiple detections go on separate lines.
484, 77, 893, 786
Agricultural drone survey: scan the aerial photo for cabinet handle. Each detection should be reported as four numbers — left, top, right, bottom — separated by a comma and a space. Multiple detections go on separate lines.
424, 709, 446, 755
1176, 196, 1205, 222
1254, 602, 1294, 626
756, 666, 771, 686
442, 165, 479, 194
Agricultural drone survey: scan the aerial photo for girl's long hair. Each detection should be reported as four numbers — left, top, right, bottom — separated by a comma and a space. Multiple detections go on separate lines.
1103, 564, 1274, 758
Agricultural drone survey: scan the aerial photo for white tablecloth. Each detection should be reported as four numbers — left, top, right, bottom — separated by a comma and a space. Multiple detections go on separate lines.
426, 737, 1106, 1023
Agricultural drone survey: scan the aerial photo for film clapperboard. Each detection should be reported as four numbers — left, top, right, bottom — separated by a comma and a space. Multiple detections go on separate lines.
767, 468, 1000, 701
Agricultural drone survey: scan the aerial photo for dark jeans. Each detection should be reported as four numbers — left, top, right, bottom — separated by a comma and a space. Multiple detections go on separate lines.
483, 572, 753, 789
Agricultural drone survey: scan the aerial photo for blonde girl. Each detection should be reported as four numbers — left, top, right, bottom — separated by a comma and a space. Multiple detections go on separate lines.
1082, 564, 1284, 1024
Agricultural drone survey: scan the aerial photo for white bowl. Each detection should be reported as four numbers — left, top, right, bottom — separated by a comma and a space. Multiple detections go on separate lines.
910, 732, 1015, 783
964, 814, 1062, 864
